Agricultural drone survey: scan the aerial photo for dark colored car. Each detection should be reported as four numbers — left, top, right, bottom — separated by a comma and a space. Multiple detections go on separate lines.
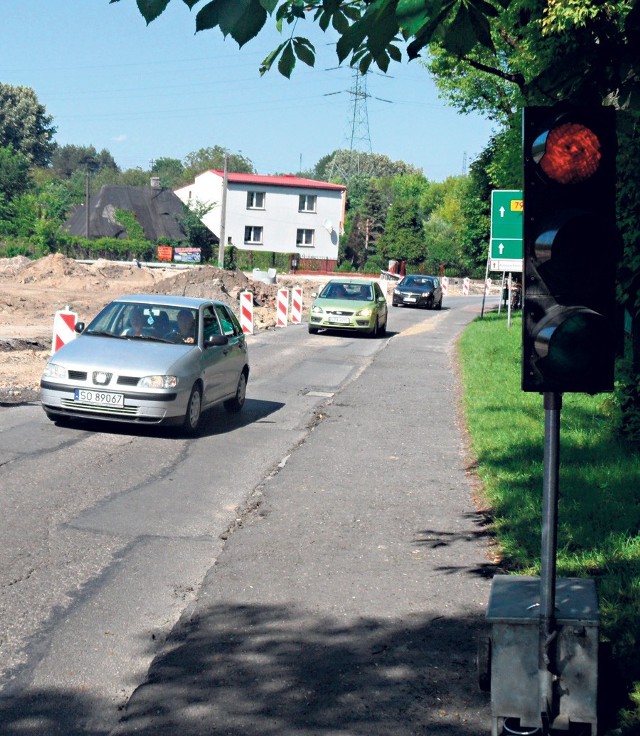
392, 275, 443, 309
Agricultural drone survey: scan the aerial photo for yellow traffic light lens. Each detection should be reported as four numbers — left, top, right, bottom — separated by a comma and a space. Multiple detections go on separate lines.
539, 122, 602, 184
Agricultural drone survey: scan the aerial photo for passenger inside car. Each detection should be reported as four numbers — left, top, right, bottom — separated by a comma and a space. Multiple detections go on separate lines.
121, 307, 147, 337
171, 309, 196, 344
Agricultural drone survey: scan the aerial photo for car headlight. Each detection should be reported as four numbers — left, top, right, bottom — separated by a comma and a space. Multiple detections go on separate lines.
311, 304, 324, 314
138, 375, 178, 389
42, 362, 67, 380
356, 307, 373, 317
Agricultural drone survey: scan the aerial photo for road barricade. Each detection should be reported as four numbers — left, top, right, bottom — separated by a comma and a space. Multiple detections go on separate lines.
290, 287, 303, 324
277, 288, 289, 328
240, 291, 254, 334
52, 307, 77, 354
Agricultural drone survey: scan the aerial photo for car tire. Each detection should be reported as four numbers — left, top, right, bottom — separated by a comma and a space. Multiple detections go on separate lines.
436, 298, 443, 310
183, 383, 203, 436
379, 318, 387, 336
47, 411, 74, 427
224, 370, 247, 413
426, 297, 434, 309
308, 325, 319, 334
392, 302, 399, 307
369, 318, 379, 338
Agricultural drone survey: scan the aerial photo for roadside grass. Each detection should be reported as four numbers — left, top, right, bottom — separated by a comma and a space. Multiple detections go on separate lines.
457, 311, 640, 731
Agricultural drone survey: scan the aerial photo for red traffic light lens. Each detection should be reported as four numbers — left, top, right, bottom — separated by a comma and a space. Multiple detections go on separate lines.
537, 122, 602, 184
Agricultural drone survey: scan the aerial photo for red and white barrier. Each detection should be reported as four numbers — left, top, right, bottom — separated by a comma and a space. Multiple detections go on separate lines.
485, 277, 492, 294
240, 290, 254, 334
276, 288, 289, 328
462, 277, 470, 296
52, 306, 77, 354
441, 276, 449, 297
290, 286, 303, 324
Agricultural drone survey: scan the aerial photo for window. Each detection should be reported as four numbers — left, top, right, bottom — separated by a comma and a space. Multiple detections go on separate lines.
247, 191, 265, 209
298, 194, 316, 212
202, 306, 222, 344
244, 226, 263, 244
296, 229, 314, 247
215, 305, 237, 336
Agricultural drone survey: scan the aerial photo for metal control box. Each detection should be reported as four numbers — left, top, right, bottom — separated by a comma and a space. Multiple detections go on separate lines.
486, 576, 599, 735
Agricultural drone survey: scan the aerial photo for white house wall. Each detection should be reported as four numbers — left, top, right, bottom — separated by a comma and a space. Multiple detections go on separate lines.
175, 172, 344, 260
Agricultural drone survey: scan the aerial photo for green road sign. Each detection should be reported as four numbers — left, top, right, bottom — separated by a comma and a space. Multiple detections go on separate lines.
490, 190, 523, 266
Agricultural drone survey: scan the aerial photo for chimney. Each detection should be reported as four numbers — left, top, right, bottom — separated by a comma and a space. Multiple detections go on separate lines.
150, 176, 161, 190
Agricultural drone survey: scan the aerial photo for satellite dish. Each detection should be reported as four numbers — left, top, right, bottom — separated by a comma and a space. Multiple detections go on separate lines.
323, 219, 333, 233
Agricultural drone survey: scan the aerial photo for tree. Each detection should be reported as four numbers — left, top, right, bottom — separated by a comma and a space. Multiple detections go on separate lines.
182, 146, 255, 183
324, 149, 422, 183
377, 197, 425, 267
0, 146, 31, 201
180, 197, 217, 260
152, 157, 185, 188
51, 144, 119, 178
0, 84, 56, 165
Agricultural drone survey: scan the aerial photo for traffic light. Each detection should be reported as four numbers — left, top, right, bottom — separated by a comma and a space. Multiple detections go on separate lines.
522, 105, 620, 393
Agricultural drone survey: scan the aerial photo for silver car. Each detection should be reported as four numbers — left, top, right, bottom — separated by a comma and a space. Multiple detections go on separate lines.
40, 294, 249, 435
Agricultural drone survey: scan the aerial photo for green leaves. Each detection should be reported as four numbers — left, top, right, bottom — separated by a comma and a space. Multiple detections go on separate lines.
121, 0, 511, 75
260, 37, 316, 77
133, 0, 171, 24
195, 0, 267, 46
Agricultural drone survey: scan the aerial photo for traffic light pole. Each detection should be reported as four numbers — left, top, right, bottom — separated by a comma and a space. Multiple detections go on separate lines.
539, 391, 562, 731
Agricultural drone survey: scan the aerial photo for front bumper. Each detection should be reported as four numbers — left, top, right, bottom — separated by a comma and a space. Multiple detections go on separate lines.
392, 292, 433, 307
308, 313, 375, 331
40, 380, 186, 425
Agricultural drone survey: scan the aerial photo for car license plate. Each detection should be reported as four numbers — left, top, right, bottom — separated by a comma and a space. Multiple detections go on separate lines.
404, 297, 417, 303
329, 316, 351, 324
74, 388, 124, 407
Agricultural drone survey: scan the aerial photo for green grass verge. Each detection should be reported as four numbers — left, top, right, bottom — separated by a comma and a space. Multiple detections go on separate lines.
457, 311, 640, 732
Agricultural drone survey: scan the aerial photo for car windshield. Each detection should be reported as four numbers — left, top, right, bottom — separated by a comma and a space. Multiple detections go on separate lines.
402, 277, 434, 288
320, 283, 373, 301
85, 302, 200, 344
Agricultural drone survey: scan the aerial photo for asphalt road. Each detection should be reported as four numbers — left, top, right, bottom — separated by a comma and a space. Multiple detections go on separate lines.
0, 295, 499, 735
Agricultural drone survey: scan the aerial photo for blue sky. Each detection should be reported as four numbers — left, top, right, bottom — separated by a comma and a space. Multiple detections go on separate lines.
1, 0, 498, 181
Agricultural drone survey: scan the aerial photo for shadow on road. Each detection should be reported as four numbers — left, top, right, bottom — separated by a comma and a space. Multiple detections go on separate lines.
109, 603, 490, 736
0, 606, 491, 735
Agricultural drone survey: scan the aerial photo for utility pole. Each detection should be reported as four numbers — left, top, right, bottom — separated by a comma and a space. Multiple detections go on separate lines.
85, 170, 90, 238
218, 154, 228, 268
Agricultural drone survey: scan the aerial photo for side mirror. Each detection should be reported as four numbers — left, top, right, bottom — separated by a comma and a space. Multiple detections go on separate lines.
205, 334, 229, 348
75, 322, 85, 334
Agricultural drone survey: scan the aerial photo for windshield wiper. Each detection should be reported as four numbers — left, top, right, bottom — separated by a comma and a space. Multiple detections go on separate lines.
85, 330, 123, 339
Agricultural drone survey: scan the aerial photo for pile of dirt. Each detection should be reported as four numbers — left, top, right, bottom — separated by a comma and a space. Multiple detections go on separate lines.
0, 254, 326, 403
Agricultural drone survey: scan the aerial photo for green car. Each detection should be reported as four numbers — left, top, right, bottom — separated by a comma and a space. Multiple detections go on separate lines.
308, 278, 388, 337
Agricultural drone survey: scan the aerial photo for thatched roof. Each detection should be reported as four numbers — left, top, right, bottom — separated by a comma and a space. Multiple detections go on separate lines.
63, 185, 188, 241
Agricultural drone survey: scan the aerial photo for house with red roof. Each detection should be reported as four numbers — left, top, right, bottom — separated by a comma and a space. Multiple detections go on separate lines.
174, 170, 346, 260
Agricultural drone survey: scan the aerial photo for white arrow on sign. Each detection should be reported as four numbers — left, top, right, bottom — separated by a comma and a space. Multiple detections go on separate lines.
500, 206, 505, 217
499, 243, 505, 254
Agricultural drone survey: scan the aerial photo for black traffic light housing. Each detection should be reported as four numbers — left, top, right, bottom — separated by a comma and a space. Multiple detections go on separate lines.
522, 105, 620, 393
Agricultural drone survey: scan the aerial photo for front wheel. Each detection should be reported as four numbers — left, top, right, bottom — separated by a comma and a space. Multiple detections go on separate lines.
224, 371, 247, 413
308, 325, 319, 334
435, 298, 442, 310
182, 383, 202, 436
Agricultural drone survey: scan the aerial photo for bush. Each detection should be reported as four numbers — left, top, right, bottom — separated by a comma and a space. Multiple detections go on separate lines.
362, 257, 383, 273
336, 261, 356, 273
229, 248, 296, 273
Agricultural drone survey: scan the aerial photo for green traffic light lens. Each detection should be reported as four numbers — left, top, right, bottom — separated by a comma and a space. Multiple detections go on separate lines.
535, 308, 609, 380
